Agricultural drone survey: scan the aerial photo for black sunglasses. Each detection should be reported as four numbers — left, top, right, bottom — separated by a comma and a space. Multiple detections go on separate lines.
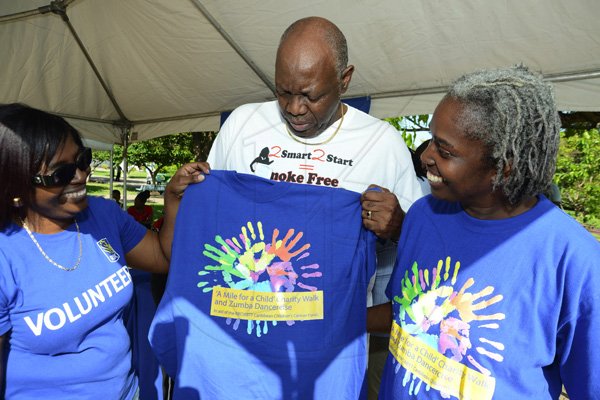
33, 147, 93, 187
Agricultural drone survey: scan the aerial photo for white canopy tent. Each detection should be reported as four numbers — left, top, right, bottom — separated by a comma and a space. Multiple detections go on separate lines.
1, 0, 599, 148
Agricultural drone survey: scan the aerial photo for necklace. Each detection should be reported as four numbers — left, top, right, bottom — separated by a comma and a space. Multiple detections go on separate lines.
22, 219, 83, 271
285, 104, 345, 146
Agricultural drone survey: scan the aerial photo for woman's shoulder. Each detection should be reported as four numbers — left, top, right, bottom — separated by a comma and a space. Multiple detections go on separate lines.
541, 203, 600, 251
83, 196, 123, 220
408, 195, 457, 213
87, 195, 118, 210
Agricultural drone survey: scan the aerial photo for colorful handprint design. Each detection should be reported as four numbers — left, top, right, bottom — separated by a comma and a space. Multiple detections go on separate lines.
392, 256, 505, 397
198, 221, 321, 336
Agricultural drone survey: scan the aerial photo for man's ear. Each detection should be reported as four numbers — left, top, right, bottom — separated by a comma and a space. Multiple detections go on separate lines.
340, 65, 354, 94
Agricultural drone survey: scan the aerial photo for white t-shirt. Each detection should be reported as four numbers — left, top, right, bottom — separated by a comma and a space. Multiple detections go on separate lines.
208, 101, 424, 210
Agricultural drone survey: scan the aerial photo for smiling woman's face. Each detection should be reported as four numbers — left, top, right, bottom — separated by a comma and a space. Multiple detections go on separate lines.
421, 97, 498, 211
29, 135, 89, 227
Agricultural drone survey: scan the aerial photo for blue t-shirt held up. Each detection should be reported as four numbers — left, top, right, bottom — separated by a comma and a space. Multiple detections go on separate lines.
150, 170, 376, 399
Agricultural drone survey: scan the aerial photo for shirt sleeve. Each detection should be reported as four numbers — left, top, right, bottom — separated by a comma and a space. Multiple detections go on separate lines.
118, 206, 147, 253
207, 104, 251, 170
558, 293, 600, 398
386, 128, 429, 211
207, 116, 231, 169
96, 197, 147, 254
557, 237, 600, 398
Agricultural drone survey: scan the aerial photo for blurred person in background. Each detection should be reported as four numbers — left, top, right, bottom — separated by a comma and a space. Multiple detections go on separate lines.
128, 190, 153, 229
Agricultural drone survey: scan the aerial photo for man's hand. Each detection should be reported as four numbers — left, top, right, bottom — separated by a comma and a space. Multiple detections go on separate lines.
360, 184, 405, 241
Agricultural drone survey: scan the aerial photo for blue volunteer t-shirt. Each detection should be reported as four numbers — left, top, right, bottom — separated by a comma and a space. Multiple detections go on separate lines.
379, 195, 600, 400
0, 196, 146, 399
150, 170, 376, 399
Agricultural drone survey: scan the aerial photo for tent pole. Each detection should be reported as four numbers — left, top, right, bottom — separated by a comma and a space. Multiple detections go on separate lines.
544, 69, 600, 83
121, 127, 130, 210
0, 0, 76, 23
190, 0, 275, 94
109, 144, 114, 200
45, 1, 129, 122
369, 68, 600, 100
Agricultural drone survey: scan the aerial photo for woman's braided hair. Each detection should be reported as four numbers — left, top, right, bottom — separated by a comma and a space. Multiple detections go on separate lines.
447, 65, 561, 205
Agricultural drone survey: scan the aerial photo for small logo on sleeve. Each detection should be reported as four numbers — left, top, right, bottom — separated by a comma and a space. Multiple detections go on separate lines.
96, 238, 120, 262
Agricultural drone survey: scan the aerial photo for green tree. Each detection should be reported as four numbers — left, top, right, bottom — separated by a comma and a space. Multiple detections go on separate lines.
554, 128, 600, 228
90, 149, 111, 168
91, 146, 123, 179
384, 115, 430, 149
127, 133, 195, 184
90, 131, 219, 183
192, 131, 218, 162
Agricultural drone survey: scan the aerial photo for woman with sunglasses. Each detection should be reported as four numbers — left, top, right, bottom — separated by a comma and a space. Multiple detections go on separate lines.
0, 103, 175, 399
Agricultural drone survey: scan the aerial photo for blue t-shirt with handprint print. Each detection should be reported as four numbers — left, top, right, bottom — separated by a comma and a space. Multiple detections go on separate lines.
379, 195, 600, 400
149, 170, 376, 400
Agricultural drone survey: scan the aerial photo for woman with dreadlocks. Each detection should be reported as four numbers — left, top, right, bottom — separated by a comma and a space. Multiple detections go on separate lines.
369, 65, 600, 399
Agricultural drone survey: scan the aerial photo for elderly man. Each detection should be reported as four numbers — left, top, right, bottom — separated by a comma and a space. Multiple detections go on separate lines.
155, 16, 425, 399
209, 17, 422, 236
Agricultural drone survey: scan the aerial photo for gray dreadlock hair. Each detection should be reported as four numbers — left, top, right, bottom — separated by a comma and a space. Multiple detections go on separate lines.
280, 17, 348, 76
446, 65, 561, 205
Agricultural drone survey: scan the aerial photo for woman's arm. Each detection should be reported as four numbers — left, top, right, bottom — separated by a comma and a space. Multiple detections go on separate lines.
159, 162, 210, 260
144, 206, 154, 227
126, 162, 210, 272
125, 230, 169, 273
